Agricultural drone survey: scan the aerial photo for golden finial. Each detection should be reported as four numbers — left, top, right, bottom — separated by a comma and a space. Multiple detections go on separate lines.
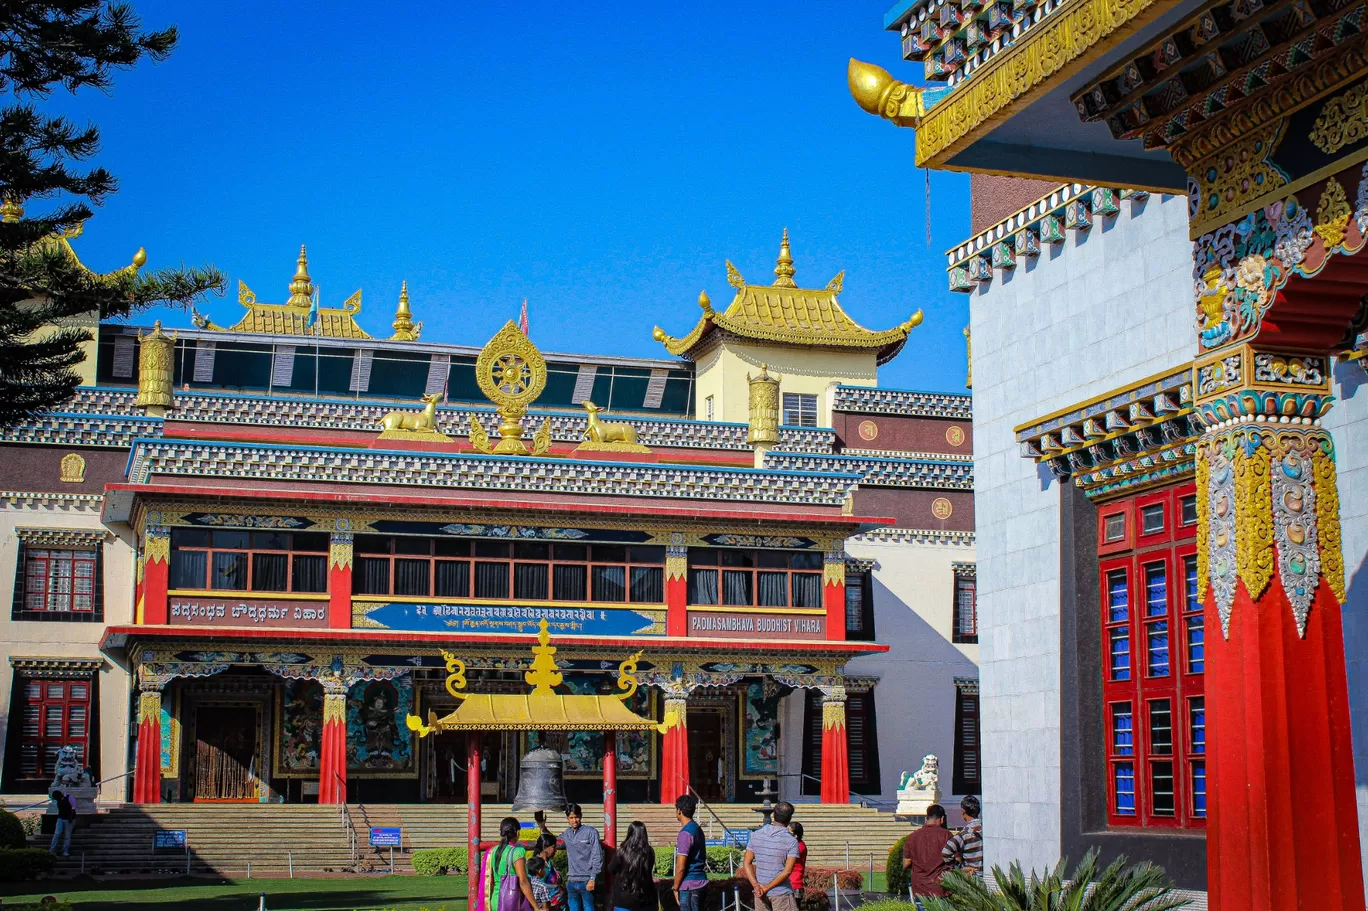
699, 289, 713, 314
0, 197, 23, 224
287, 245, 313, 308
774, 228, 796, 288
390, 280, 422, 341
524, 618, 563, 695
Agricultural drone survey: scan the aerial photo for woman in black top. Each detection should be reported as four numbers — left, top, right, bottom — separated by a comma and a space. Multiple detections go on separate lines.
608, 821, 659, 911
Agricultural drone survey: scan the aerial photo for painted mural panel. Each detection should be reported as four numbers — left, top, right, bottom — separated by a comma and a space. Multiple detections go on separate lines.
346, 677, 416, 777
274, 679, 324, 777
740, 681, 780, 777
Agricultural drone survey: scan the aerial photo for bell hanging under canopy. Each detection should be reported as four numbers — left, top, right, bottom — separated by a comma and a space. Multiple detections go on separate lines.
511, 748, 569, 814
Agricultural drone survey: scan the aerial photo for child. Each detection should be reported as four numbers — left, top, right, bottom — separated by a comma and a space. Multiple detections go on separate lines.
529, 835, 565, 911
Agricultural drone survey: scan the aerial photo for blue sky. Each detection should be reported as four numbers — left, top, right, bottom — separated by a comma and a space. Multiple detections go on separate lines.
45, 1, 970, 392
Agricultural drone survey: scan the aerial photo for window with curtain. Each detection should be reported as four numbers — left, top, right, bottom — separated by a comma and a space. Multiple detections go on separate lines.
687, 549, 823, 608
1097, 483, 1203, 830
844, 569, 874, 641
168, 528, 330, 595
6, 677, 94, 792
952, 570, 977, 643
782, 392, 818, 427
21, 548, 98, 613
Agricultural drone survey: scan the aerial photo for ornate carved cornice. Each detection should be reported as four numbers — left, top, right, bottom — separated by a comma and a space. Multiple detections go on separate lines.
14, 526, 110, 549
9, 657, 102, 678
831, 385, 972, 419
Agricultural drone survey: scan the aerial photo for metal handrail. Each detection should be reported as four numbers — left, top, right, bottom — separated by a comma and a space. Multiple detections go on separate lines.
3, 770, 135, 814
334, 773, 358, 870
781, 772, 900, 811
669, 771, 747, 849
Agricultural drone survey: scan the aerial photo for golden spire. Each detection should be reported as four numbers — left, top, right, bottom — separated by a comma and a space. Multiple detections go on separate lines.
773, 228, 796, 288
390, 280, 422, 341
524, 619, 563, 695
0, 197, 22, 224
699, 289, 713, 314
287, 245, 313, 308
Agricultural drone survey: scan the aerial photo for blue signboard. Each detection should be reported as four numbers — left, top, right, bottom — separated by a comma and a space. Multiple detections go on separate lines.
370, 827, 403, 848
154, 829, 187, 849
707, 831, 750, 848
358, 602, 664, 637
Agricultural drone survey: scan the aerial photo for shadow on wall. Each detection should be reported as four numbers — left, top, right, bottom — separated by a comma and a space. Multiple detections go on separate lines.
863, 575, 979, 805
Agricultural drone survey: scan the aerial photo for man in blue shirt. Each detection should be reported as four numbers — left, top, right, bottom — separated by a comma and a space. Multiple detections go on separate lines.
743, 802, 800, 911
553, 803, 601, 911
672, 794, 709, 911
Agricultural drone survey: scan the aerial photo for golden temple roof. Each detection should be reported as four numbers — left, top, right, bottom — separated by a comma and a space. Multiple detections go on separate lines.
192, 246, 375, 339
1, 197, 146, 282
414, 693, 662, 732
653, 230, 922, 365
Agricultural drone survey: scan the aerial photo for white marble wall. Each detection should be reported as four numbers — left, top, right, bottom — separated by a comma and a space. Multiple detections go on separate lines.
1325, 358, 1368, 881
967, 192, 1197, 871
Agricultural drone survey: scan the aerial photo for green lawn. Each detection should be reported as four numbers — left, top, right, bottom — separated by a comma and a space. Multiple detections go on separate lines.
0, 875, 466, 911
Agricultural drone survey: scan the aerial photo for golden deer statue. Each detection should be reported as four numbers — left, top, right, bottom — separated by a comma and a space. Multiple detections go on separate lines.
378, 393, 448, 439
583, 401, 639, 445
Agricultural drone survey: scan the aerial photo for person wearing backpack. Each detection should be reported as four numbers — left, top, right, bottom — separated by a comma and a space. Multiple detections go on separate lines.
485, 816, 539, 911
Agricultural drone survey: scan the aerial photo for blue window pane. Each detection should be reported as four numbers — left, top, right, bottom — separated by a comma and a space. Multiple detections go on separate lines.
1192, 761, 1207, 817
1184, 557, 1198, 609
1145, 564, 1167, 616
1114, 763, 1136, 816
1110, 628, 1131, 680
1147, 621, 1170, 677
1187, 615, 1205, 674
1108, 570, 1128, 623
1190, 697, 1206, 755
1112, 703, 1133, 756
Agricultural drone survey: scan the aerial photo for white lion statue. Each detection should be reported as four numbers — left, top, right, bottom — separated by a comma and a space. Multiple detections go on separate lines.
896, 754, 942, 817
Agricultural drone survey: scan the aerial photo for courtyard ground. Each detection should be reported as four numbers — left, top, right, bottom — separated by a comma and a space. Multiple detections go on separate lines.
0, 874, 465, 911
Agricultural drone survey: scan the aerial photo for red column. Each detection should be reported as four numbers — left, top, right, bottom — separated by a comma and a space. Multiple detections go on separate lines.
660, 691, 690, 805
317, 686, 348, 804
132, 688, 162, 804
1199, 424, 1363, 911
468, 734, 482, 905
328, 533, 353, 630
819, 687, 849, 804
142, 525, 170, 625
603, 731, 618, 847
823, 552, 846, 641
665, 546, 688, 637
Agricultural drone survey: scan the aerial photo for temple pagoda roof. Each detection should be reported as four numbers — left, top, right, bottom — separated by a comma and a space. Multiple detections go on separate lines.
652, 230, 922, 365
1, 198, 146, 283
192, 246, 391, 340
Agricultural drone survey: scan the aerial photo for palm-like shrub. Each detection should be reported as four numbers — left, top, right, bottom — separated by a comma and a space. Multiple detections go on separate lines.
923, 851, 1190, 911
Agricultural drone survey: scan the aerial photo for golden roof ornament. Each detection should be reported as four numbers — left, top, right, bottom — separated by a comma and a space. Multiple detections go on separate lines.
390, 281, 423, 341
1, 197, 22, 223
378, 392, 451, 442
135, 320, 177, 415
774, 228, 797, 288
575, 401, 650, 454
653, 232, 924, 365
287, 245, 313, 308
468, 321, 552, 456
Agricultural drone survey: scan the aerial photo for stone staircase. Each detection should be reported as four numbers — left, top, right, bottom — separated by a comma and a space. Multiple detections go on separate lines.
36, 802, 908, 878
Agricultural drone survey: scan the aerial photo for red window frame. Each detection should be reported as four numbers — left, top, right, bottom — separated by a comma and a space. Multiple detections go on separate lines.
1100, 482, 1204, 829
23, 549, 97, 613
15, 678, 92, 783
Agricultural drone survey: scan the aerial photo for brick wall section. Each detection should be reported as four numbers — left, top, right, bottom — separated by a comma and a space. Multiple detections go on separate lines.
832, 412, 973, 456
0, 444, 128, 495
970, 174, 1062, 234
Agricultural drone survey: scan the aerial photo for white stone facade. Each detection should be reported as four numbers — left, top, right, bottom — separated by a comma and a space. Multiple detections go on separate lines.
966, 192, 1197, 870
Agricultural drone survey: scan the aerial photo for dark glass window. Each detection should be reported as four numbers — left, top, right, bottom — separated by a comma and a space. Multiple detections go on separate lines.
687, 549, 824, 608
170, 529, 329, 595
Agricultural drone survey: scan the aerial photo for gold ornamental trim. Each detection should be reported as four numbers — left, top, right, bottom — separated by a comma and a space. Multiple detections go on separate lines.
323, 692, 347, 724
329, 534, 354, 571
1311, 77, 1368, 155
1234, 442, 1274, 601
913, 0, 1181, 172
144, 525, 171, 565
139, 691, 161, 725
1195, 446, 1210, 605
1313, 446, 1347, 603
821, 698, 847, 731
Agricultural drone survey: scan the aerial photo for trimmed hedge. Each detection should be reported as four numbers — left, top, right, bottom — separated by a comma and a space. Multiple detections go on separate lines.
886, 832, 912, 899
0, 847, 56, 881
652, 845, 746, 877
0, 808, 28, 850
412, 847, 469, 876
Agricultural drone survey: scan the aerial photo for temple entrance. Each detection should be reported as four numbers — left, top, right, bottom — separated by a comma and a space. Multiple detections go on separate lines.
688, 711, 728, 802
192, 705, 259, 801
428, 731, 468, 802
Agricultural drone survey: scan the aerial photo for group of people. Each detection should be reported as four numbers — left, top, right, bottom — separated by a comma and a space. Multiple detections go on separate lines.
900, 795, 983, 903
475, 795, 813, 911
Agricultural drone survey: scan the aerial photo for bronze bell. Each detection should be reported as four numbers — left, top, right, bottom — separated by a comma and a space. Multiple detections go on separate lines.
511, 748, 569, 813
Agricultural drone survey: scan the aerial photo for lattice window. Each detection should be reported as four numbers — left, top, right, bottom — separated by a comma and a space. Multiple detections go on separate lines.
782, 393, 818, 428
953, 573, 977, 643
12, 678, 92, 785
12, 542, 103, 622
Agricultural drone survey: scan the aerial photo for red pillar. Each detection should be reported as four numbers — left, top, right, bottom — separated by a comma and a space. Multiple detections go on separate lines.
318, 686, 348, 804
823, 552, 846, 641
1199, 423, 1363, 911
142, 525, 170, 625
603, 731, 618, 847
666, 546, 688, 637
660, 691, 690, 805
132, 689, 162, 804
468, 734, 482, 904
819, 687, 849, 804
328, 533, 353, 630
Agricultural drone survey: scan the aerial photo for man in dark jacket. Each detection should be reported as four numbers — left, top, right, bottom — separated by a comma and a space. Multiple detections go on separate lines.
49, 790, 76, 857
902, 804, 952, 904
